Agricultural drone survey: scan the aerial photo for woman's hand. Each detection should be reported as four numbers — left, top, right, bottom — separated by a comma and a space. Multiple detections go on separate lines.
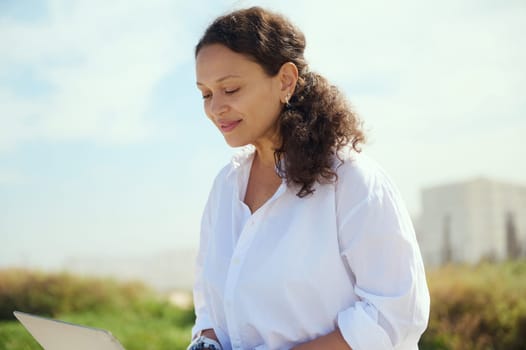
291, 328, 352, 350
187, 328, 222, 350
200, 328, 220, 343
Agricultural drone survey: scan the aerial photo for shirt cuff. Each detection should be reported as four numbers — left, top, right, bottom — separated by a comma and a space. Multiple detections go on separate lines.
337, 301, 394, 350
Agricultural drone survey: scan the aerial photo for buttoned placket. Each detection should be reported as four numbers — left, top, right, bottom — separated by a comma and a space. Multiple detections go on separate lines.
223, 181, 287, 350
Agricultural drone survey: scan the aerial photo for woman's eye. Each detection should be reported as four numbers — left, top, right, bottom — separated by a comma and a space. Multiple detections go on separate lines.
202, 93, 211, 99
225, 88, 239, 94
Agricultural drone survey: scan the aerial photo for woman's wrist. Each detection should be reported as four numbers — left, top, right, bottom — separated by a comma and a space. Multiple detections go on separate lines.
201, 328, 219, 342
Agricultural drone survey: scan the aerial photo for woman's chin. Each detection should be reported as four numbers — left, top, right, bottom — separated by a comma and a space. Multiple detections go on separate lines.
223, 137, 248, 148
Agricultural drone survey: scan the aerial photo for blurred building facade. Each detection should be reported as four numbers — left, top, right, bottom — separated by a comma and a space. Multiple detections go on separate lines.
418, 178, 526, 267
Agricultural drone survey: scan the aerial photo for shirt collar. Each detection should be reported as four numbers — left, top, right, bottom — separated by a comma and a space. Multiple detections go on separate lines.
227, 145, 256, 179
227, 144, 287, 181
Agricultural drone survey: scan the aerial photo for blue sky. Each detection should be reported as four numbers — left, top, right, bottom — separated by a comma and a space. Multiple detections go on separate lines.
1, 0, 525, 269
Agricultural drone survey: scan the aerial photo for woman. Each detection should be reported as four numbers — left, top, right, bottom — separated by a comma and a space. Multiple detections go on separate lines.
188, 6, 429, 350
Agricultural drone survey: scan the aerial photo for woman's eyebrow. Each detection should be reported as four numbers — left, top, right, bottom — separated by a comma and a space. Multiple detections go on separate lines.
196, 74, 241, 86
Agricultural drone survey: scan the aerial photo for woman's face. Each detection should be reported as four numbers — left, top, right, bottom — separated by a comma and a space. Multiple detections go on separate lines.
196, 44, 283, 148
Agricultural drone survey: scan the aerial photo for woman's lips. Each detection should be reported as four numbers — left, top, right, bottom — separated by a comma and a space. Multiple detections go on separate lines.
219, 120, 242, 132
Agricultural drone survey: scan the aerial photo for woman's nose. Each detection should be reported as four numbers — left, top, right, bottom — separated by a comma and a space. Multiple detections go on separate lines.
209, 95, 228, 117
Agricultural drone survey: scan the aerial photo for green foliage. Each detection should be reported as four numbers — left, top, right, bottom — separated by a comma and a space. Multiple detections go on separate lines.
0, 268, 195, 349
0, 320, 39, 350
0, 268, 153, 320
56, 310, 193, 350
420, 260, 526, 350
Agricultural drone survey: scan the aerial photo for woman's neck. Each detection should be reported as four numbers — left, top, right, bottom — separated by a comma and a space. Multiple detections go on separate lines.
252, 139, 278, 169
252, 128, 281, 169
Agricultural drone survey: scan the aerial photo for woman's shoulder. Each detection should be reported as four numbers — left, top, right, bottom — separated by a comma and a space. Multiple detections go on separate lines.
335, 148, 388, 185
334, 148, 399, 204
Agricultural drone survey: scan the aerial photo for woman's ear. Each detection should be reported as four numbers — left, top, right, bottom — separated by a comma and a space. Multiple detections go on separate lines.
278, 62, 299, 101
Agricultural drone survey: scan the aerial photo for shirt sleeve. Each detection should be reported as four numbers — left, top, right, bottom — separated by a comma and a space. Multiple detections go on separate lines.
336, 175, 430, 349
191, 191, 215, 338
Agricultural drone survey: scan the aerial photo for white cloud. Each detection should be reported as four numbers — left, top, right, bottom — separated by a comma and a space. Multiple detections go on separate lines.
0, 0, 197, 151
0, 167, 27, 185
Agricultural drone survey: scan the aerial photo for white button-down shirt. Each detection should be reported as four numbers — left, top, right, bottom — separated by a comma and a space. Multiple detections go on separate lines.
192, 146, 430, 350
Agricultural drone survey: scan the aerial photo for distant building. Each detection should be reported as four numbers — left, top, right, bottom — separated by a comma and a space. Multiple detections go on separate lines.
417, 178, 526, 267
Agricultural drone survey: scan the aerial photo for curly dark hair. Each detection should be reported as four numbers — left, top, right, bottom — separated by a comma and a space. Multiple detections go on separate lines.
196, 6, 365, 197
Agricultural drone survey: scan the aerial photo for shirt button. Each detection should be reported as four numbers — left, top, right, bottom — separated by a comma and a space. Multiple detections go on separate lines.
232, 257, 240, 265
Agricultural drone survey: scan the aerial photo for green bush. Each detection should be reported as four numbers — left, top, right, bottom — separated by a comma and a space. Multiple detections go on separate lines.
0, 268, 195, 350
0, 268, 155, 320
420, 260, 526, 350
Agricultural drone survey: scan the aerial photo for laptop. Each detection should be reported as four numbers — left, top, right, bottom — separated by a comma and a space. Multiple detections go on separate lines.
14, 311, 126, 350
